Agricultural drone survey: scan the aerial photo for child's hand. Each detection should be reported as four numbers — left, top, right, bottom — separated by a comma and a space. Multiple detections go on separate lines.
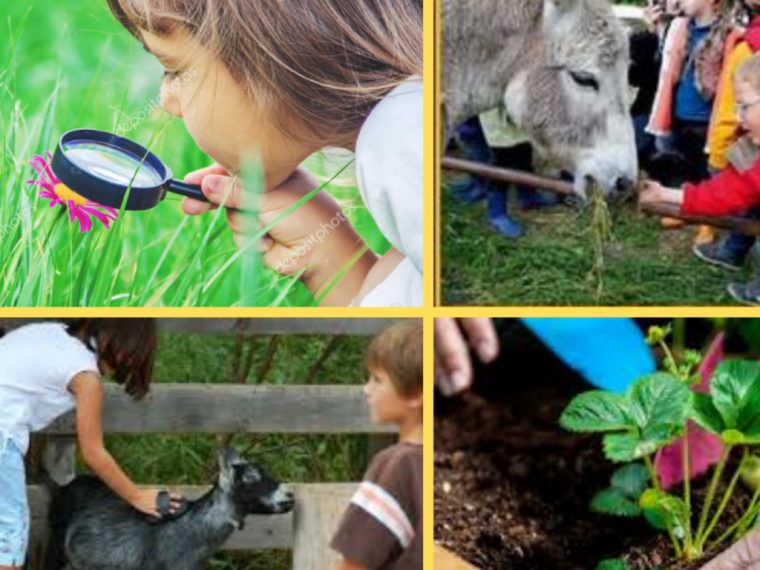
643, 1, 665, 33
129, 488, 184, 518
639, 180, 685, 207
435, 318, 499, 396
181, 164, 377, 305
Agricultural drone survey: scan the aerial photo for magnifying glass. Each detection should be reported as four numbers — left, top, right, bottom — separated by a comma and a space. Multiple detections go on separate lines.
50, 128, 209, 211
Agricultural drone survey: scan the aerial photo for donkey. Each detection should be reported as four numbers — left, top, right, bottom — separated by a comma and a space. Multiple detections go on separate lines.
443, 0, 638, 198
45, 448, 294, 570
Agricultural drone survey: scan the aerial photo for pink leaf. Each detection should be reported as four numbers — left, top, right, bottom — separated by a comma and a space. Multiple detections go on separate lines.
655, 422, 724, 489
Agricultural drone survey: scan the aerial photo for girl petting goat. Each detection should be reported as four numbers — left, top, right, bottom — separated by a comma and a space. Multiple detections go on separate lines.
46, 448, 294, 570
0, 319, 182, 570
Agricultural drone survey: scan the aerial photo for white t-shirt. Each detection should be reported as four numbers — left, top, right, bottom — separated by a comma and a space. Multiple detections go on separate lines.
0, 323, 99, 454
354, 78, 423, 307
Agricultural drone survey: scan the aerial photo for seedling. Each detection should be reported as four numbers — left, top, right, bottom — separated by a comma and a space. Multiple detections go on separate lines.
561, 326, 760, 563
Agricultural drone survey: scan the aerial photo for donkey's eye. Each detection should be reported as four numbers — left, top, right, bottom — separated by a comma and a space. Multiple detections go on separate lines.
569, 71, 600, 91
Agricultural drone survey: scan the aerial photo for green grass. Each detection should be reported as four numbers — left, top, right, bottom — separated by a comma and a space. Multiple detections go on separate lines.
441, 178, 743, 306
0, 2, 389, 306
63, 328, 377, 569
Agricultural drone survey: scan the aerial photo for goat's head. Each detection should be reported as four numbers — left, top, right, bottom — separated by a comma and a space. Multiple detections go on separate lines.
218, 448, 294, 515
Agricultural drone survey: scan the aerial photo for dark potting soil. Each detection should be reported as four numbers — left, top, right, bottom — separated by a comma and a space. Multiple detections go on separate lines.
434, 325, 751, 570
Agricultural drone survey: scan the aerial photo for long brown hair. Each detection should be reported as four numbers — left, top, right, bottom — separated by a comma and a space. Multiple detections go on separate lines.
107, 0, 422, 147
65, 319, 157, 400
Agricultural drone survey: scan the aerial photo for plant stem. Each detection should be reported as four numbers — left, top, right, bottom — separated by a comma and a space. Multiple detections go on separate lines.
645, 453, 683, 557
735, 475, 760, 539
683, 422, 693, 551
645, 453, 662, 492
708, 481, 760, 551
698, 447, 748, 548
658, 338, 678, 377
696, 445, 733, 545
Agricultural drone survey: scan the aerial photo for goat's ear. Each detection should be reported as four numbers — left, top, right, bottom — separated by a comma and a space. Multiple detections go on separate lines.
218, 449, 233, 486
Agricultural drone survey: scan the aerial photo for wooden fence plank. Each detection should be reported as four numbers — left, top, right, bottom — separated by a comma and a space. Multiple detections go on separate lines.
158, 318, 401, 336
0, 318, 401, 336
42, 384, 395, 435
292, 484, 357, 570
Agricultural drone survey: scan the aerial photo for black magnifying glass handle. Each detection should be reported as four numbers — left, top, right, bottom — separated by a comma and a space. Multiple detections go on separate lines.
168, 179, 209, 202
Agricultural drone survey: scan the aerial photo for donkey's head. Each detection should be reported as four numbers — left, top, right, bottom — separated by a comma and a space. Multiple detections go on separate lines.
504, 0, 637, 198
218, 448, 294, 515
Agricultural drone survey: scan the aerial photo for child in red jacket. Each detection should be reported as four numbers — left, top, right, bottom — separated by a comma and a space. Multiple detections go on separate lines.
640, 51, 760, 305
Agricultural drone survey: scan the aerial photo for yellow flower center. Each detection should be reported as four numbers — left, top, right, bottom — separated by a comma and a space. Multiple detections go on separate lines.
54, 183, 87, 206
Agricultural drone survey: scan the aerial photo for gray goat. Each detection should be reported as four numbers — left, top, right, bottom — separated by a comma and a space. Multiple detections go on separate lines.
45, 448, 294, 570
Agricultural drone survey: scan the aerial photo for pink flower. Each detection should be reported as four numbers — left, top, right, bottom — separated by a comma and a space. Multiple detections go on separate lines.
26, 152, 119, 233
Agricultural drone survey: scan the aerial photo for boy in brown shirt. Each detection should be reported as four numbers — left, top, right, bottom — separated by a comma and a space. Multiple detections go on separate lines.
331, 320, 423, 570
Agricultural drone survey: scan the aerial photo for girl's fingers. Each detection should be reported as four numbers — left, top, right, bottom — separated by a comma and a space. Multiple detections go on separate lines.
459, 318, 499, 364
183, 163, 229, 185
181, 197, 215, 215
225, 209, 259, 235
434, 318, 473, 396
201, 174, 245, 209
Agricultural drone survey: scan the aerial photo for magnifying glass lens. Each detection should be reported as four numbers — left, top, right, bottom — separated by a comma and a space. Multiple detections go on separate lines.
62, 140, 163, 187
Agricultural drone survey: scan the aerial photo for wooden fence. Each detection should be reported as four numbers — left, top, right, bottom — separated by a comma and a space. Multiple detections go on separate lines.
10, 319, 399, 570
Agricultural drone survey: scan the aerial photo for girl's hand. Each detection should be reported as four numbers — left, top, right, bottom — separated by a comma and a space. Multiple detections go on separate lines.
435, 318, 499, 396
181, 164, 377, 305
128, 488, 184, 518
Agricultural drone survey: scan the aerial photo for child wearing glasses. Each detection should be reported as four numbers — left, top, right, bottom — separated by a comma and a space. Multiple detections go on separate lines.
641, 52, 760, 305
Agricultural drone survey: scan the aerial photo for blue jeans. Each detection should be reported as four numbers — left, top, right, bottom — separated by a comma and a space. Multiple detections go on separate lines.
0, 437, 29, 567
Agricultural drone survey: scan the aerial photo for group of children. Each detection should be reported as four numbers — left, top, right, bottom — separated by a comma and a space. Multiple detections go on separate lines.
637, 0, 760, 305
0, 319, 422, 570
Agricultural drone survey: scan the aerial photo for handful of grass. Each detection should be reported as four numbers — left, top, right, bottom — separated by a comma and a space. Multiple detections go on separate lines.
588, 182, 611, 302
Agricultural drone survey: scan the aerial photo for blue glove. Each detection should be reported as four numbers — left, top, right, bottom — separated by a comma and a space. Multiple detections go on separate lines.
522, 318, 655, 393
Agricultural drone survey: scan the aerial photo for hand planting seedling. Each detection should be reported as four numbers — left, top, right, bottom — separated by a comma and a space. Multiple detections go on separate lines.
561, 325, 760, 565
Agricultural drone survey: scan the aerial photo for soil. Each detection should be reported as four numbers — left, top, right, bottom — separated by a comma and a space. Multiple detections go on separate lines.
434, 325, 751, 570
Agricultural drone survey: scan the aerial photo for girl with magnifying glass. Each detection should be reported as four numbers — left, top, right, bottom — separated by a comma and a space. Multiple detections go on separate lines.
104, 0, 422, 307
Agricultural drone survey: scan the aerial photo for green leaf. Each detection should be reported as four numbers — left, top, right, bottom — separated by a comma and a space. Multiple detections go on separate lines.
610, 463, 650, 498
721, 429, 747, 445
690, 392, 725, 435
596, 560, 629, 570
560, 391, 632, 433
603, 432, 653, 462
711, 360, 760, 430
591, 488, 641, 517
741, 455, 760, 490
640, 489, 690, 538
628, 373, 690, 440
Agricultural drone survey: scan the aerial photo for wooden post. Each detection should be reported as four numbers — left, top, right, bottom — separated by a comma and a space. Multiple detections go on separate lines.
442, 156, 760, 236
292, 484, 357, 570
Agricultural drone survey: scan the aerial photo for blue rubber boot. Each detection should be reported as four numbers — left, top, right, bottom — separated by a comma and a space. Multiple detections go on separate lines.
487, 189, 523, 238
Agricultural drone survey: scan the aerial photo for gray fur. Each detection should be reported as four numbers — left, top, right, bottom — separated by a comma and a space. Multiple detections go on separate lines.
48, 449, 294, 570
443, 0, 638, 196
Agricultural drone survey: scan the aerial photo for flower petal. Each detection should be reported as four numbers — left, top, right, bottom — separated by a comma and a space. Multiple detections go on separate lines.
80, 206, 118, 229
